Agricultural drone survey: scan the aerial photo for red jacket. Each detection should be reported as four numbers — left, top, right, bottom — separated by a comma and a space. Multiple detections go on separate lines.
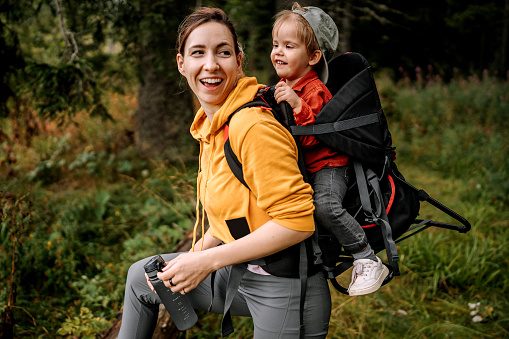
285, 70, 349, 173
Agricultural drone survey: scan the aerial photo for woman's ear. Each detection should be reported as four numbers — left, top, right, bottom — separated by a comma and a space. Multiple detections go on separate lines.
176, 54, 185, 76
309, 50, 322, 67
236, 53, 243, 72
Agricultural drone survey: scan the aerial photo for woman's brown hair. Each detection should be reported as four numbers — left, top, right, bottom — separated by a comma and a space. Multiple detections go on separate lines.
177, 7, 242, 57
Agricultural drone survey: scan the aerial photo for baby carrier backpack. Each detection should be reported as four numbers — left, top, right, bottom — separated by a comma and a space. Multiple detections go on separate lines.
224, 52, 471, 294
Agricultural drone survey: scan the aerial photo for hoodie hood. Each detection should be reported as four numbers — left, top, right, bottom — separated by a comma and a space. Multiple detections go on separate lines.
190, 76, 264, 142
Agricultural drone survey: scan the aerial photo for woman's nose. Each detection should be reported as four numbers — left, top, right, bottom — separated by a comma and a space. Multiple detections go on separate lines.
204, 54, 219, 71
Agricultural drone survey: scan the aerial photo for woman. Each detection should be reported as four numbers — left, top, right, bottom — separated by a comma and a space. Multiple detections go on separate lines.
118, 7, 331, 338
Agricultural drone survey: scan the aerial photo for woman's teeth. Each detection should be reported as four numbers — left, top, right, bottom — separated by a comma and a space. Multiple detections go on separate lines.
201, 78, 222, 85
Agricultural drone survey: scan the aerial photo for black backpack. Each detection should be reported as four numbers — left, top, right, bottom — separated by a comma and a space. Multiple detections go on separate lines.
223, 52, 471, 294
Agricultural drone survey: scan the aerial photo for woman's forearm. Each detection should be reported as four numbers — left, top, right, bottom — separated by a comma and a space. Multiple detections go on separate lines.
204, 220, 313, 271
191, 229, 222, 251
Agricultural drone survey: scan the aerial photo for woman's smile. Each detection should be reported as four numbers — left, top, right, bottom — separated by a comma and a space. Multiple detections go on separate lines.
200, 77, 224, 89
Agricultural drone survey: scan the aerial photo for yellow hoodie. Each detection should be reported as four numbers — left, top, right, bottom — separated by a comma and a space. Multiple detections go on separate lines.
190, 76, 315, 246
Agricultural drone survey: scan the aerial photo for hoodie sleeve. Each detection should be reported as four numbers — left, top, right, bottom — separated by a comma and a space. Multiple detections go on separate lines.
230, 109, 315, 232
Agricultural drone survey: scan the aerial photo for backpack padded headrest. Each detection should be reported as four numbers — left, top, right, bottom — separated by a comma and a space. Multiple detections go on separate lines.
326, 52, 371, 96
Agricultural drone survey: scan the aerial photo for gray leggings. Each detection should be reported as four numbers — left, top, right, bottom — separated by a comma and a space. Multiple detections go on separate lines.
118, 253, 331, 338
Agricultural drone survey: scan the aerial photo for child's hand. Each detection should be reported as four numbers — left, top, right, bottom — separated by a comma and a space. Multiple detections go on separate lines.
274, 81, 302, 113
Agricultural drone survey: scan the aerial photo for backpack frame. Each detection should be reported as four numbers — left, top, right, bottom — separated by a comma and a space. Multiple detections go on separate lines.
223, 52, 471, 294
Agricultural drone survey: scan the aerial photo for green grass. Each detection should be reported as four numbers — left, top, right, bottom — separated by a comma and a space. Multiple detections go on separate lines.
1, 75, 509, 337
325, 161, 509, 338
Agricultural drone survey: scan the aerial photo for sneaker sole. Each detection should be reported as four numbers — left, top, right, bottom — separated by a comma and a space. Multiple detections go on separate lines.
348, 264, 390, 296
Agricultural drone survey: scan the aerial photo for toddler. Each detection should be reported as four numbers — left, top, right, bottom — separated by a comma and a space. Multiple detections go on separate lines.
271, 2, 389, 296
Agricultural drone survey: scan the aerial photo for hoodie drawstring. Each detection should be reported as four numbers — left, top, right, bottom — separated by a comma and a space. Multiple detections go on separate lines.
191, 133, 217, 252
191, 145, 202, 252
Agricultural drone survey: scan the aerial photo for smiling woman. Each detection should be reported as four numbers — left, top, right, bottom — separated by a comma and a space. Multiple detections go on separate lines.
117, 7, 331, 339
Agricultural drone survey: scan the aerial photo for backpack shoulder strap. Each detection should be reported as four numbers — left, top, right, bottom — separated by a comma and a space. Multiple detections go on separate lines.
290, 112, 380, 136
223, 99, 271, 190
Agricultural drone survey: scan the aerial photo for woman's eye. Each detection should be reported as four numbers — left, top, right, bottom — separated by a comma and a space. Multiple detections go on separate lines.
219, 50, 232, 57
191, 50, 203, 56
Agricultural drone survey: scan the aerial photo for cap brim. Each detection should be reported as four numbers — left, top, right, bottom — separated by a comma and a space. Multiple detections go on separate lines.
316, 55, 329, 84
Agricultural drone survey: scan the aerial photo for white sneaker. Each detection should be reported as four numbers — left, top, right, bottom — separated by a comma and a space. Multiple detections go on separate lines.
348, 257, 389, 296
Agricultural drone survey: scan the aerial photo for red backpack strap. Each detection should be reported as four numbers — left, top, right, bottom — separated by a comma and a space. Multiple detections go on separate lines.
223, 124, 230, 144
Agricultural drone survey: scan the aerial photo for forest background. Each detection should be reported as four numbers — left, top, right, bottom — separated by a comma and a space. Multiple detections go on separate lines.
1, 0, 508, 338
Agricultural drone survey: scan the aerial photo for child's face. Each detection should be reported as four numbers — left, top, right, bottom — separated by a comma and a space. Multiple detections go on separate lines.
271, 20, 314, 85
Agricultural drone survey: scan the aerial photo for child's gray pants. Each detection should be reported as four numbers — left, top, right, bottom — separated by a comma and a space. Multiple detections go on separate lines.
312, 166, 369, 253
118, 253, 331, 339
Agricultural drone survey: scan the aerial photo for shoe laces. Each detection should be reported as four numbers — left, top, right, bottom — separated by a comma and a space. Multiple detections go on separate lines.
349, 260, 375, 288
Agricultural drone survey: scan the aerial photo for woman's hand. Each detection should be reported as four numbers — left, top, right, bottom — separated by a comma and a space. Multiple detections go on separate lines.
274, 81, 302, 113
145, 273, 155, 292
157, 251, 214, 294
147, 230, 220, 294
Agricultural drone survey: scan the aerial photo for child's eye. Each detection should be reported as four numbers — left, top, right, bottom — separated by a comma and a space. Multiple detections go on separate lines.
286, 45, 293, 49
273, 43, 279, 49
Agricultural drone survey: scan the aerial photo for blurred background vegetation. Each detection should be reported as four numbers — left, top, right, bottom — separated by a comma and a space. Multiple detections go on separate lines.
0, 0, 508, 338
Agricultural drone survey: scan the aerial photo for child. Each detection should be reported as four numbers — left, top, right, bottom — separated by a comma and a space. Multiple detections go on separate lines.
271, 3, 389, 296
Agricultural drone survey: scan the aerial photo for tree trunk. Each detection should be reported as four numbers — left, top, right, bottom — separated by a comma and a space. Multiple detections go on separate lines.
136, 53, 195, 161
135, 0, 196, 162
102, 228, 196, 339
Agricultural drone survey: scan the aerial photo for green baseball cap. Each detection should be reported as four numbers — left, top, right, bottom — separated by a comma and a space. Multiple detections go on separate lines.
293, 6, 339, 83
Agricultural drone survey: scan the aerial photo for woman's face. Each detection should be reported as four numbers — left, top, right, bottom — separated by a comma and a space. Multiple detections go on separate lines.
177, 21, 242, 117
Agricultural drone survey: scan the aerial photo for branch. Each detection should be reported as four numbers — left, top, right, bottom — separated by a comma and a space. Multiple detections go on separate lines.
355, 6, 391, 25
53, 0, 79, 63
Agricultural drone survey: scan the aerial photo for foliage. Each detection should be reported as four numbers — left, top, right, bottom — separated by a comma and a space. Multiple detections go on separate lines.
56, 307, 111, 339
0, 1, 115, 121
225, 0, 276, 83
378, 68, 509, 205
25, 60, 111, 121
0, 191, 33, 338
0, 93, 198, 337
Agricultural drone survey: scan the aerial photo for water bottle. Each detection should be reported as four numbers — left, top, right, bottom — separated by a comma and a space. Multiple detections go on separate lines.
143, 255, 198, 331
